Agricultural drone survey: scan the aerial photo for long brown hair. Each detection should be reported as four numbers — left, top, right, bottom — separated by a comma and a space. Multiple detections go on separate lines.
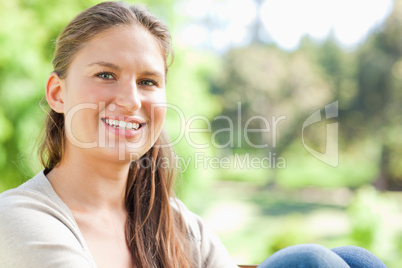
39, 2, 192, 267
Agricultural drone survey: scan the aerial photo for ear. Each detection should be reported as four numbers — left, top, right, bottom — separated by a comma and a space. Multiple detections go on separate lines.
46, 72, 65, 113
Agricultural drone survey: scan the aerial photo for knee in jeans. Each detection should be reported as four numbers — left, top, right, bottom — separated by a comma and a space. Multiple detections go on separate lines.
289, 244, 331, 260
259, 244, 349, 268
277, 244, 339, 265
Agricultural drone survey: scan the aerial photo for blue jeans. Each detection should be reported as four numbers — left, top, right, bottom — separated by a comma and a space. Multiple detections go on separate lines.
258, 244, 387, 268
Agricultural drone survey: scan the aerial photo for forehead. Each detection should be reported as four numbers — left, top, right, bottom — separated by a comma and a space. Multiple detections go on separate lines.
70, 25, 165, 74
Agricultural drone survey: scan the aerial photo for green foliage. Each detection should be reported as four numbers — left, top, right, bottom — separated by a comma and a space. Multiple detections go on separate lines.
347, 187, 402, 266
263, 215, 312, 255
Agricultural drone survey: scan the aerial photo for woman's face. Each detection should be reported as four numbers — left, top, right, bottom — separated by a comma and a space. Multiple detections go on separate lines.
60, 25, 167, 162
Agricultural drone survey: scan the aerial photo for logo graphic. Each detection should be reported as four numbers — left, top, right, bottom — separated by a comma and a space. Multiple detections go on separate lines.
302, 101, 338, 167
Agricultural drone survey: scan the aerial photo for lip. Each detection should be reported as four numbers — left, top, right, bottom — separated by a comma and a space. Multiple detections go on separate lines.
103, 115, 147, 124
101, 116, 147, 138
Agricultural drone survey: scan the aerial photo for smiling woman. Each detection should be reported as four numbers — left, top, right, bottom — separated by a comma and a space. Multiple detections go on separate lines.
0, 2, 236, 268
0, 1, 389, 268
49, 25, 166, 158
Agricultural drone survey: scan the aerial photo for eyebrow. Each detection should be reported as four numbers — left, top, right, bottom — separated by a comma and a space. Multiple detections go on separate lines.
141, 71, 165, 79
88, 61, 122, 71
87, 61, 164, 79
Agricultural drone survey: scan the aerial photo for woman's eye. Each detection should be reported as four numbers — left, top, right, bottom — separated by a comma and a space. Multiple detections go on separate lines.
95, 72, 114, 80
139, 80, 156, 86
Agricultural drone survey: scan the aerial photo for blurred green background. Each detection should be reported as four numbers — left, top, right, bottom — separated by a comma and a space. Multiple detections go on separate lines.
1, 0, 401, 266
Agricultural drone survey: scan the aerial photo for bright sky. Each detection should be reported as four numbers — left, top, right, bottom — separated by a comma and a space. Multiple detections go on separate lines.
178, 0, 394, 51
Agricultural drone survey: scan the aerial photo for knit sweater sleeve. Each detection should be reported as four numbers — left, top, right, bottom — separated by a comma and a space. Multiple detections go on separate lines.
171, 199, 239, 268
0, 178, 95, 268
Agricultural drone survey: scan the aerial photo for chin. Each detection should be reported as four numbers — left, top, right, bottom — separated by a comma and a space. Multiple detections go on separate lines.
111, 142, 153, 162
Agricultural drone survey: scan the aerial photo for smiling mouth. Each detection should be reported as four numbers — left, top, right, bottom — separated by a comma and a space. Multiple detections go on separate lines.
101, 118, 145, 131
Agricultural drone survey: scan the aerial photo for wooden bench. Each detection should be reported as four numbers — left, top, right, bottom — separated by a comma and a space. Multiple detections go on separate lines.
239, 265, 258, 268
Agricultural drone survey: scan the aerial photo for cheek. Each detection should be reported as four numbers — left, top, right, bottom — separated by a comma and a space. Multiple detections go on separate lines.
147, 91, 166, 123
66, 79, 107, 104
63, 88, 104, 144
144, 92, 166, 138
64, 105, 100, 145
154, 106, 166, 128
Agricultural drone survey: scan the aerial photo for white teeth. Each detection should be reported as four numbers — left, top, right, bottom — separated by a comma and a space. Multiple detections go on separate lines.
104, 119, 140, 130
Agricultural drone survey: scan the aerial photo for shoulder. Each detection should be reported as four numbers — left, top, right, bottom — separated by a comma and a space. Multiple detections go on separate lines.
0, 172, 58, 220
0, 171, 73, 226
170, 198, 203, 239
170, 198, 239, 268
0, 171, 94, 268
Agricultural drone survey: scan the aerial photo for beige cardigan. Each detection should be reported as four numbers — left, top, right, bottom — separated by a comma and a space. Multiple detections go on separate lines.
0, 171, 238, 268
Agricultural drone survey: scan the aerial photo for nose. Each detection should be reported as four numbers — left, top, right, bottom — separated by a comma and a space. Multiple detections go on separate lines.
115, 80, 142, 112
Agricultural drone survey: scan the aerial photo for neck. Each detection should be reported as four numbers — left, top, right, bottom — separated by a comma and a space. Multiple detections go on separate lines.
46, 146, 131, 213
